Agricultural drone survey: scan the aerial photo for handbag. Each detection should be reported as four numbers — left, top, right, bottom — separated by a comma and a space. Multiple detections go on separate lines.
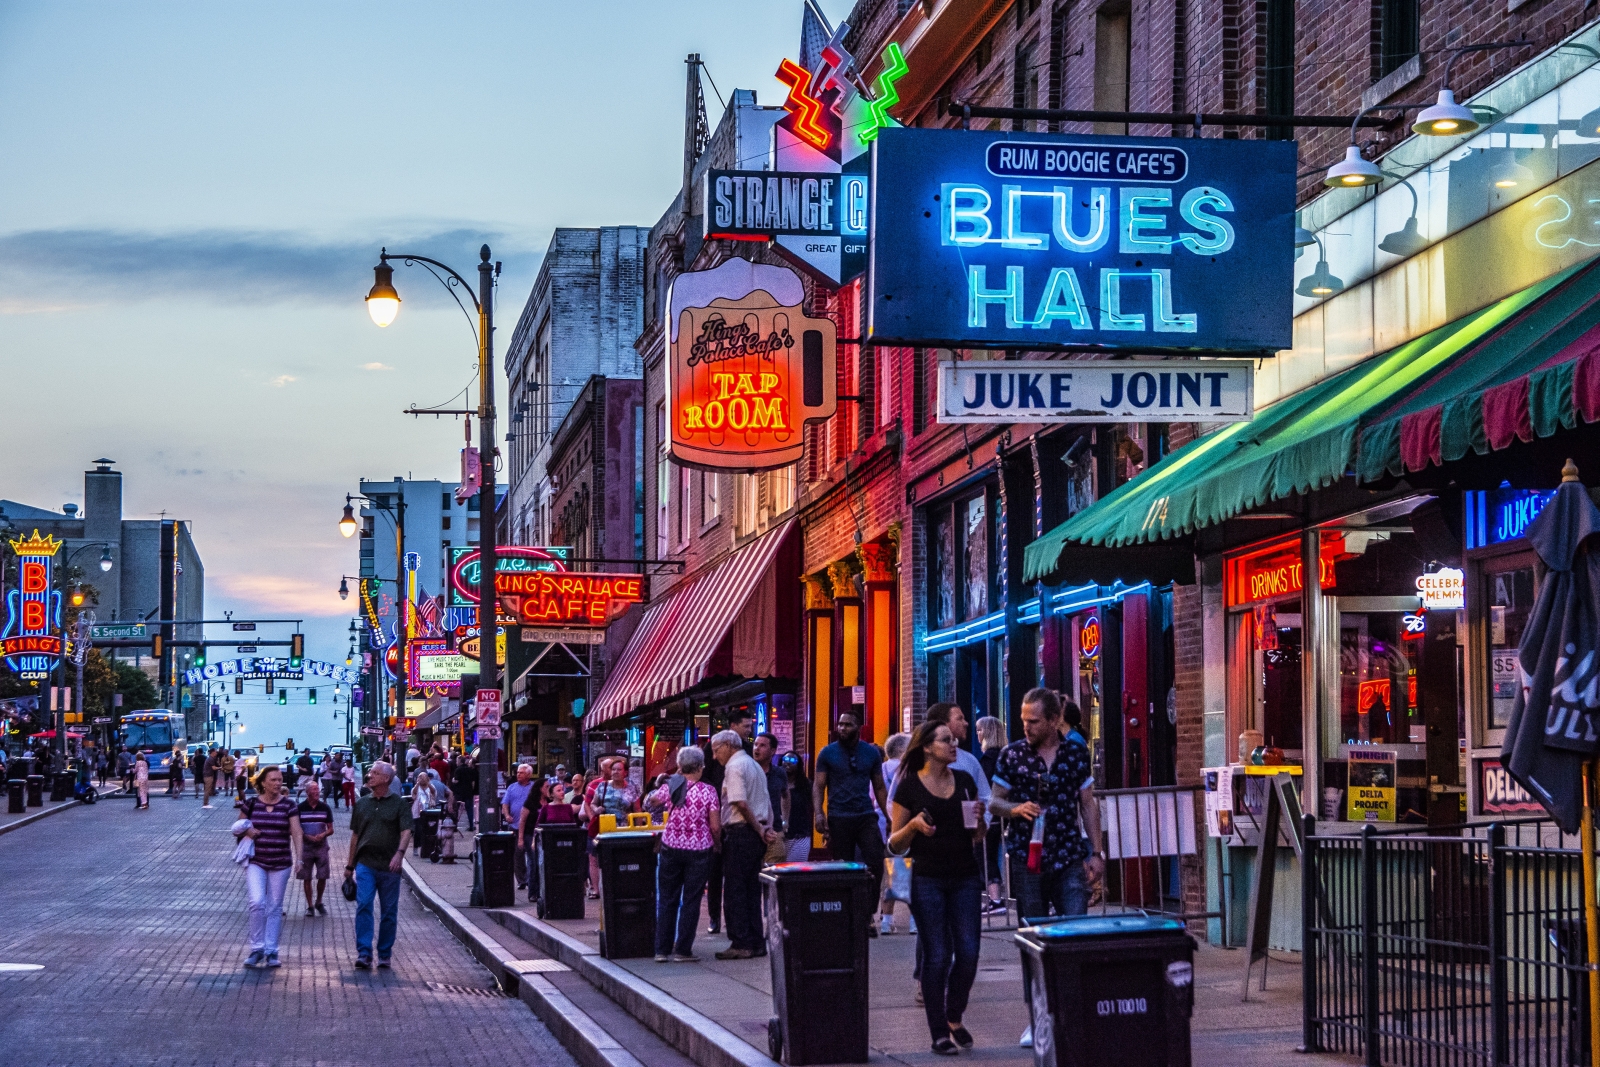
341, 872, 358, 901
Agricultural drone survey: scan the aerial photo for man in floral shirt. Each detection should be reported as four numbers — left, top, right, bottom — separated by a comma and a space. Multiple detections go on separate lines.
990, 687, 1104, 1047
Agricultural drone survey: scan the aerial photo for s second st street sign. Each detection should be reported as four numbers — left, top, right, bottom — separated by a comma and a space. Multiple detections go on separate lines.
937, 358, 1252, 424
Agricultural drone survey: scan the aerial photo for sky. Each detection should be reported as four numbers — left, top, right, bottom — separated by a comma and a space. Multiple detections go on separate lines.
0, 0, 854, 751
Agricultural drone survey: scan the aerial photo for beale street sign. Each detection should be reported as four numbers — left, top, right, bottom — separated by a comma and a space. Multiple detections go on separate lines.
936, 359, 1253, 424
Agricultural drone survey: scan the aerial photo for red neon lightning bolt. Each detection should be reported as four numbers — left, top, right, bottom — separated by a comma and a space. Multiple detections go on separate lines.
775, 58, 831, 152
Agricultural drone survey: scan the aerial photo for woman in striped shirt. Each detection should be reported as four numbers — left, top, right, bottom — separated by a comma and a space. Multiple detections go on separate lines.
235, 766, 303, 969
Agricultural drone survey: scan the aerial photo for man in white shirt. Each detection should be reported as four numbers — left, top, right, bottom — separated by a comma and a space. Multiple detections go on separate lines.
711, 730, 776, 960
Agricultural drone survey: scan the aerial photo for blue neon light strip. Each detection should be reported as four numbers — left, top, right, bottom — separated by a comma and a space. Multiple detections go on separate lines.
923, 609, 1008, 653
925, 582, 1155, 652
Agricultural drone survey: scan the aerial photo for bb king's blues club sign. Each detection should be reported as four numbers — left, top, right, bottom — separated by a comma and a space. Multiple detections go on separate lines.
3, 530, 64, 680
867, 128, 1295, 351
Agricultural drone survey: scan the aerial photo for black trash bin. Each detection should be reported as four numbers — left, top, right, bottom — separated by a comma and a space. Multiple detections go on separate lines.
7, 779, 24, 814
760, 861, 873, 1065
11, 758, 33, 784
537, 823, 588, 919
476, 831, 516, 908
1015, 915, 1196, 1067
25, 775, 44, 807
415, 808, 443, 862
595, 831, 656, 959
50, 770, 72, 802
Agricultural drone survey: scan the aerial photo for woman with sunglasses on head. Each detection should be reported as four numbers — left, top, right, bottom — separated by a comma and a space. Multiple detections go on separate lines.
887, 719, 986, 1056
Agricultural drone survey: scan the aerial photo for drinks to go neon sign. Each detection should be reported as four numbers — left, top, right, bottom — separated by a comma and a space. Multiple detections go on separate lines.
665, 258, 837, 472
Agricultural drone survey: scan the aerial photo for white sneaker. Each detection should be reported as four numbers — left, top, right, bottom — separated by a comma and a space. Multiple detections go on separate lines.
909, 918, 918, 935
1019, 1026, 1033, 1048
879, 915, 895, 935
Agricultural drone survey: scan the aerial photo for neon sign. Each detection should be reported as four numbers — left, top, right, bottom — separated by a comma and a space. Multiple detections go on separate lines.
449, 546, 570, 607
184, 657, 358, 686
859, 42, 907, 144
1079, 616, 1101, 659
775, 57, 832, 153
4, 530, 62, 680
665, 258, 837, 471
497, 572, 644, 627
408, 639, 471, 695
1224, 532, 1350, 608
867, 129, 1294, 351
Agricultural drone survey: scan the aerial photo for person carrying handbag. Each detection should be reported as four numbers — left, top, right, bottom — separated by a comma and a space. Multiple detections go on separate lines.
643, 747, 720, 962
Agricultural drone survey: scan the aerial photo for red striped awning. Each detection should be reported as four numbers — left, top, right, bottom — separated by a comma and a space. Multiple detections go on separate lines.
586, 521, 796, 728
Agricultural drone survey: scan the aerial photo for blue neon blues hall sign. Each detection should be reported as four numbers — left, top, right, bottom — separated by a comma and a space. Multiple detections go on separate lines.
867, 128, 1295, 352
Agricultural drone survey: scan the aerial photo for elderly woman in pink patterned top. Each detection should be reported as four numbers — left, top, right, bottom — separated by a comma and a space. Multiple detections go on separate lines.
644, 745, 722, 962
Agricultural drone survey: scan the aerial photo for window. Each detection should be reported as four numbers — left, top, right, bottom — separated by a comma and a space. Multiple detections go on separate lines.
678, 463, 691, 545
1485, 555, 1535, 731
656, 401, 669, 557
1013, 43, 1036, 132
911, 349, 927, 434
1093, 1, 1130, 136
1378, 0, 1419, 78
877, 346, 895, 430
441, 492, 450, 510
976, 29, 994, 71
701, 470, 720, 525
1264, 0, 1294, 139
770, 464, 795, 517
961, 493, 989, 621
633, 403, 645, 558
442, 516, 451, 531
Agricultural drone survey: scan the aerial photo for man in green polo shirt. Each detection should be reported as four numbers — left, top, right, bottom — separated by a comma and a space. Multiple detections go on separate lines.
345, 761, 413, 970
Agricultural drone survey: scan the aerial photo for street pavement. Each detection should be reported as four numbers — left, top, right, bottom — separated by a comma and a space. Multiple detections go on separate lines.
401, 843, 1362, 1067
0, 792, 578, 1067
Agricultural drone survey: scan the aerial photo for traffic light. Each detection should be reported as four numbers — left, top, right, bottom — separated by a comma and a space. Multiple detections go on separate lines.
265, 678, 274, 695
193, 647, 206, 668
286, 737, 294, 750
289, 633, 304, 668
235, 677, 243, 695
308, 688, 317, 705
151, 633, 164, 659
278, 690, 286, 705
258, 744, 265, 754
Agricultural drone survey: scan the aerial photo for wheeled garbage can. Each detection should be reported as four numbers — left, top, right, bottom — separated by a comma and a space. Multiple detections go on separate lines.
1015, 915, 1196, 1067
760, 861, 874, 1065
595, 831, 656, 959
475, 831, 517, 908
536, 823, 588, 919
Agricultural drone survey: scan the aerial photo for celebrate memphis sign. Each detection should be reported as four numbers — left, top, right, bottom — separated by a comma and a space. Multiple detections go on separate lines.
666, 258, 837, 472
937, 359, 1253, 424
868, 128, 1295, 352
3, 531, 64, 680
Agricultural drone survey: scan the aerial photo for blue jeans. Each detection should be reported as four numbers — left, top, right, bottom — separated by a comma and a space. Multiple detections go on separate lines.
909, 873, 984, 1042
354, 863, 401, 960
1011, 855, 1089, 1026
656, 847, 713, 957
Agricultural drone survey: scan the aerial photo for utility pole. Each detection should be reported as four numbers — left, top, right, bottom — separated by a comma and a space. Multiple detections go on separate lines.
475, 246, 500, 834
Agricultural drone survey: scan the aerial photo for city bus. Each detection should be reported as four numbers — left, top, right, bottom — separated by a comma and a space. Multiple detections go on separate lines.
118, 711, 185, 779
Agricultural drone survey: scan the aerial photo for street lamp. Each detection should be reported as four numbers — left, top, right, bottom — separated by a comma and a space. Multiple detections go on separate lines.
365, 244, 501, 835
338, 577, 349, 601
338, 497, 359, 538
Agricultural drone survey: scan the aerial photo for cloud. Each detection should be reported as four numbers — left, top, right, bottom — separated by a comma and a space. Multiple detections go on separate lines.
213, 573, 347, 616
0, 227, 538, 307
360, 362, 393, 371
269, 374, 297, 387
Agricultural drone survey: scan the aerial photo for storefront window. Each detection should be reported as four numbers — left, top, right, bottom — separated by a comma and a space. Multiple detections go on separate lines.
1337, 612, 1419, 746
1485, 556, 1535, 731
962, 493, 989, 621
931, 510, 955, 630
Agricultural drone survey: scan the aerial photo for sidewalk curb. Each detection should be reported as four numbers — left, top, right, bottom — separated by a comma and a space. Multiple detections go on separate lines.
489, 909, 779, 1067
401, 861, 646, 1067
0, 799, 81, 838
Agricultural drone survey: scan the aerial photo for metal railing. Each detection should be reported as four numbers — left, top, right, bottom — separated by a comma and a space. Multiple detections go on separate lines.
1302, 816, 1591, 1067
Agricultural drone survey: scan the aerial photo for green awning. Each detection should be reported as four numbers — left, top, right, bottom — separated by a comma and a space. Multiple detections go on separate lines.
1023, 258, 1600, 582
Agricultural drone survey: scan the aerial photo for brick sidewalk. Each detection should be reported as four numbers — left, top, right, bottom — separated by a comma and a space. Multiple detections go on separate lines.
0, 795, 578, 1067
404, 841, 1358, 1067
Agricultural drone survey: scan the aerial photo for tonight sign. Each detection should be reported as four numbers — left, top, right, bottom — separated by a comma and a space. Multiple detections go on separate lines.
936, 359, 1253, 424
867, 128, 1294, 352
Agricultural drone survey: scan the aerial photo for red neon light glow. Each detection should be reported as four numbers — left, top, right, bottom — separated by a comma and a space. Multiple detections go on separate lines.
2, 635, 61, 657
498, 572, 644, 627
20, 562, 46, 593
775, 58, 832, 151
1224, 532, 1355, 608
22, 601, 45, 631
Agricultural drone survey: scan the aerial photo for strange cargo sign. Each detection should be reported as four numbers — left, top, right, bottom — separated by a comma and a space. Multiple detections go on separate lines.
937, 358, 1252, 424
665, 258, 837, 471
867, 128, 1295, 352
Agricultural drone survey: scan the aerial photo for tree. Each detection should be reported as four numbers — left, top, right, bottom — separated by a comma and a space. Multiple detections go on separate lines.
111, 660, 159, 712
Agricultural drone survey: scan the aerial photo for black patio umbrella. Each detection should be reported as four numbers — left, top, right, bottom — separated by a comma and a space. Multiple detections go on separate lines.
1501, 459, 1600, 1067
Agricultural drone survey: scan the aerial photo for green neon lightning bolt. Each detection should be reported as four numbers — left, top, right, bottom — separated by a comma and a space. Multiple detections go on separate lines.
859, 42, 907, 144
